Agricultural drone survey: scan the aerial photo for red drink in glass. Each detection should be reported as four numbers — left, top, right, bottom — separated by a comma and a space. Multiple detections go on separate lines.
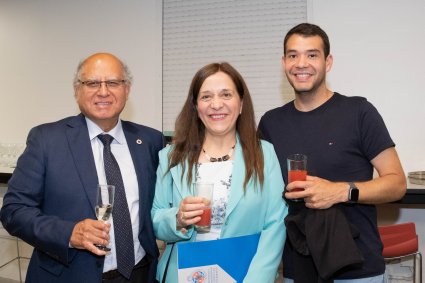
194, 182, 214, 233
288, 170, 307, 192
287, 154, 307, 200
197, 207, 212, 227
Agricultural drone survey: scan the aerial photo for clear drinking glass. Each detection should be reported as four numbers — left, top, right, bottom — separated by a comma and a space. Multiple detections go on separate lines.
194, 182, 214, 233
287, 154, 307, 202
95, 184, 115, 251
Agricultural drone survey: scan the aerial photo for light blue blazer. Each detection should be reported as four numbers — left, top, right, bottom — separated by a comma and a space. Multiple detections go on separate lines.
151, 138, 288, 283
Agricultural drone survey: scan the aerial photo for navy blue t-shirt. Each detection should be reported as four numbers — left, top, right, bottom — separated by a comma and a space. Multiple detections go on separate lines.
258, 93, 394, 279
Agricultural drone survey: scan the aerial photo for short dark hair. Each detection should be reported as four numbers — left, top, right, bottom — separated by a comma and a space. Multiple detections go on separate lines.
283, 23, 330, 58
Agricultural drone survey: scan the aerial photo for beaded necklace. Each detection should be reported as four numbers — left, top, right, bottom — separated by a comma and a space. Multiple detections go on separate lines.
202, 145, 236, 162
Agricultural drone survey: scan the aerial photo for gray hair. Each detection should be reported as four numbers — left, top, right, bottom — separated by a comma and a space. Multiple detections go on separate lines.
73, 57, 133, 86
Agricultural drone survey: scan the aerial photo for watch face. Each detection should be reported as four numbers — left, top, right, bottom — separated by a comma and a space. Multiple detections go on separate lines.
350, 188, 359, 202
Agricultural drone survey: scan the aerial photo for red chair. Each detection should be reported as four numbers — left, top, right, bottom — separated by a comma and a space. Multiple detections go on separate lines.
379, 222, 422, 282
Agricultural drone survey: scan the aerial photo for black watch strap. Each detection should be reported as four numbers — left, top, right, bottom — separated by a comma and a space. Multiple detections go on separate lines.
348, 182, 359, 203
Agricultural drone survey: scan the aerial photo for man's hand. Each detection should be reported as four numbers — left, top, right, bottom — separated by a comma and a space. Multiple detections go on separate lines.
69, 219, 111, 256
285, 176, 348, 209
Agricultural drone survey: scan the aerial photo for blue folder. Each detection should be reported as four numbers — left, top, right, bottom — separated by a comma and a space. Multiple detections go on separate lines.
177, 233, 260, 282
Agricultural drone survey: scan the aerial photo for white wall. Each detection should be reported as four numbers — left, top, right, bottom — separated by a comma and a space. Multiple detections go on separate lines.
308, 0, 425, 174
0, 0, 162, 143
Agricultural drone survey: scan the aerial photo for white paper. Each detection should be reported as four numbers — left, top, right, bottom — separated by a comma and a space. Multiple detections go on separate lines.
178, 264, 236, 283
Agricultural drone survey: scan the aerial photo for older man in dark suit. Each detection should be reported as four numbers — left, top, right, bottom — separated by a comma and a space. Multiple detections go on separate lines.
0, 53, 164, 282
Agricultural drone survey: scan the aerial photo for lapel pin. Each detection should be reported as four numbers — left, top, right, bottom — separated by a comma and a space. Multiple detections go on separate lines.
136, 139, 142, 145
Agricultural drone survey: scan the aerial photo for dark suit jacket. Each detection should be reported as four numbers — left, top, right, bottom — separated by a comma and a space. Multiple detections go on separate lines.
0, 114, 165, 283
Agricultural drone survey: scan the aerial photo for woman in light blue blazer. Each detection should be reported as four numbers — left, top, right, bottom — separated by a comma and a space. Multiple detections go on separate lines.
152, 62, 288, 283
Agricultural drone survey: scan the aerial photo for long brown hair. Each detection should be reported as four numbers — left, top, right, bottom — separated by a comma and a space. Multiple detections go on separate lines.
168, 62, 264, 190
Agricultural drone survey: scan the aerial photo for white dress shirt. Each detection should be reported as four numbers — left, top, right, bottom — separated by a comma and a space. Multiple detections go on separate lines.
86, 117, 145, 272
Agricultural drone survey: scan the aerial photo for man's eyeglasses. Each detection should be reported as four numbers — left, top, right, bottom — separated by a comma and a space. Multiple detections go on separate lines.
78, 80, 127, 90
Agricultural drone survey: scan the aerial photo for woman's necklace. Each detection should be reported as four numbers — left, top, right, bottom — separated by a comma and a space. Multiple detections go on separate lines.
202, 145, 236, 162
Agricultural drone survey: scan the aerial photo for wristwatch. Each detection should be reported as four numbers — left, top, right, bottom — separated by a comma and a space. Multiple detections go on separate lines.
347, 182, 359, 203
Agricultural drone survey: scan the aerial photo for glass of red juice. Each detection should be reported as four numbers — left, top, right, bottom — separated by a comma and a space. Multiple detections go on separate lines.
194, 182, 214, 233
287, 154, 307, 201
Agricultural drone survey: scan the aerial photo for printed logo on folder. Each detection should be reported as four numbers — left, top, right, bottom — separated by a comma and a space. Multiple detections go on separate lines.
177, 233, 260, 283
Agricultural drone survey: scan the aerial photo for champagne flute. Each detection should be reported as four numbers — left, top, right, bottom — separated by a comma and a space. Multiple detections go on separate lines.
95, 184, 115, 251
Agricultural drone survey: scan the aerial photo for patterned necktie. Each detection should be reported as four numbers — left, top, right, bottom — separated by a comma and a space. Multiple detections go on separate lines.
98, 134, 135, 279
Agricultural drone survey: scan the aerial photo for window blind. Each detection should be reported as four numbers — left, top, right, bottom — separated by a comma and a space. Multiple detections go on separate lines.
163, 0, 307, 133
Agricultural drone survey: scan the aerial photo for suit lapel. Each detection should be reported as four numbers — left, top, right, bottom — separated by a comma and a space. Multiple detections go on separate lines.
170, 161, 193, 200
66, 114, 99, 211
225, 139, 245, 220
122, 122, 150, 229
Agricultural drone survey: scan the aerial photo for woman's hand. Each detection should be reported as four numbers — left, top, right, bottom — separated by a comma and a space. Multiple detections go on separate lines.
176, 196, 210, 230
